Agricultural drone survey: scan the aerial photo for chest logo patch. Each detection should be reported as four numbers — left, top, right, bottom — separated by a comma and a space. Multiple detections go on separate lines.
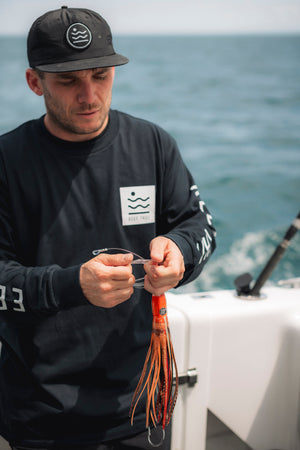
120, 185, 155, 226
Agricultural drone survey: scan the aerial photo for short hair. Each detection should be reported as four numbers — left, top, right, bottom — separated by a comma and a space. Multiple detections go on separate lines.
34, 68, 45, 79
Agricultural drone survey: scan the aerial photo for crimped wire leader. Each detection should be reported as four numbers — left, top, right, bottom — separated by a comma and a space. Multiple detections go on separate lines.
92, 247, 150, 264
92, 247, 150, 288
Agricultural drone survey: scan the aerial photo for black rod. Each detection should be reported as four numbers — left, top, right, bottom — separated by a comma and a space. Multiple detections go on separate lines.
250, 211, 300, 296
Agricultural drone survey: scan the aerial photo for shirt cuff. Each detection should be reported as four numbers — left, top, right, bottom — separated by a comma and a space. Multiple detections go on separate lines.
52, 265, 89, 309
163, 232, 194, 267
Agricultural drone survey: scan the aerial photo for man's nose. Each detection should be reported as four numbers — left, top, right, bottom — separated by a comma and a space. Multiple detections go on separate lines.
77, 80, 96, 104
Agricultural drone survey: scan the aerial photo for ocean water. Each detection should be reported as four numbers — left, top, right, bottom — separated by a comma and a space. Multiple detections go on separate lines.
0, 34, 299, 292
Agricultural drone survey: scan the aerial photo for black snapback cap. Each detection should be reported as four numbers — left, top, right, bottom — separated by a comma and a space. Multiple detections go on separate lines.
27, 6, 129, 72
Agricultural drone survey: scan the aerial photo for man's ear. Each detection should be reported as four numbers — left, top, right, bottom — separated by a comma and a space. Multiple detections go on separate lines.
25, 69, 44, 96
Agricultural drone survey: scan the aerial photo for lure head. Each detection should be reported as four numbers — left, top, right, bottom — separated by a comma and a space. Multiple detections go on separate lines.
152, 294, 167, 317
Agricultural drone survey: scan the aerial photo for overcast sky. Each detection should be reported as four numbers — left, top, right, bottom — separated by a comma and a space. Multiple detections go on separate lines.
1, 0, 300, 35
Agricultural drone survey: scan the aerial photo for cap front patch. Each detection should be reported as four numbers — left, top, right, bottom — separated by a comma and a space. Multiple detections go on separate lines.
66, 23, 92, 49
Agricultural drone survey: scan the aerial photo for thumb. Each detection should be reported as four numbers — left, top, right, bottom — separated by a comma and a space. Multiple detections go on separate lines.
95, 253, 133, 266
150, 237, 167, 264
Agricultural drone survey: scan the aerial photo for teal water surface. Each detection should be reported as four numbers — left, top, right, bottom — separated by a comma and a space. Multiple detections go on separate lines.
0, 34, 299, 291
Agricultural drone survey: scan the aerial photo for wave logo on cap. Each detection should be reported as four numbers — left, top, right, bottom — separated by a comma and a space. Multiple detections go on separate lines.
66, 23, 92, 49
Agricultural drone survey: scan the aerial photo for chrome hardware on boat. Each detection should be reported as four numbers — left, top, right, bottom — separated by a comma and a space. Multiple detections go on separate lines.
278, 277, 300, 289
177, 368, 198, 387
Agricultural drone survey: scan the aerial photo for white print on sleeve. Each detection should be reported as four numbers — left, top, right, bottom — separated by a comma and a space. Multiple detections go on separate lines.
199, 200, 213, 226
197, 229, 213, 265
190, 185, 213, 226
0, 285, 25, 312
190, 185, 215, 264
120, 185, 155, 226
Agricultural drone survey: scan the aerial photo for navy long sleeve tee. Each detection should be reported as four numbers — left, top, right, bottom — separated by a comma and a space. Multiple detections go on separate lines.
0, 109, 216, 446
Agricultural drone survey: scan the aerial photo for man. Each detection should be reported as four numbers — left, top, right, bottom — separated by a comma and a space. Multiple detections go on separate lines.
0, 7, 216, 450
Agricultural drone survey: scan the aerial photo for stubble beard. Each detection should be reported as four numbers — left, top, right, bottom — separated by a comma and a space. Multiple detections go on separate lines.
43, 87, 111, 139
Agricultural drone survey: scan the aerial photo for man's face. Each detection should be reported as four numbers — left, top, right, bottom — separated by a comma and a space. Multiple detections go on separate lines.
33, 67, 115, 141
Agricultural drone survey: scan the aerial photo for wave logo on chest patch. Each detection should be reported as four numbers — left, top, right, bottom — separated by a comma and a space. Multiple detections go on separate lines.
120, 186, 155, 226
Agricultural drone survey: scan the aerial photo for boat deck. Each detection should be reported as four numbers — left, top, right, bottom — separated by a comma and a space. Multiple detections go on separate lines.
207, 410, 253, 450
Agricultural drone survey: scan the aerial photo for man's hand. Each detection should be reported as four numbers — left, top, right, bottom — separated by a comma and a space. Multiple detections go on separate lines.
144, 237, 185, 296
79, 253, 135, 308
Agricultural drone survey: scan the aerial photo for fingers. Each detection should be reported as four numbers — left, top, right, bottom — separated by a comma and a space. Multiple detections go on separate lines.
97, 253, 134, 281
144, 277, 175, 297
79, 253, 135, 308
79, 240, 185, 304
143, 262, 184, 296
144, 237, 185, 296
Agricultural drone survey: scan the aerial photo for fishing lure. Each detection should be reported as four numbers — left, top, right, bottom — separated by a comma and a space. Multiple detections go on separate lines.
130, 294, 179, 445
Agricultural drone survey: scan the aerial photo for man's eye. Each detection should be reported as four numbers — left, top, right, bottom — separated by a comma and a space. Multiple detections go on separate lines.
59, 78, 76, 85
60, 79, 75, 86
94, 71, 109, 80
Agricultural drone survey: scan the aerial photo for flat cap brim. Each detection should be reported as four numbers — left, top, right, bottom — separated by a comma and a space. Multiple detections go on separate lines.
34, 53, 129, 72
